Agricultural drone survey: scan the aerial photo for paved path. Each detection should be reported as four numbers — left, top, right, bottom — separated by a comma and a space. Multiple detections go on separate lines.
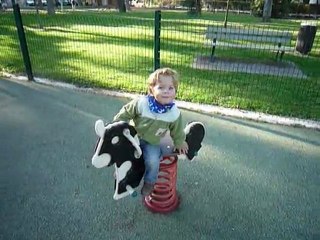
0, 78, 319, 240
192, 56, 307, 79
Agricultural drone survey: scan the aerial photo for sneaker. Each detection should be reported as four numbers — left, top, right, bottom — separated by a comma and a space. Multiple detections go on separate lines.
141, 182, 154, 196
184, 122, 205, 161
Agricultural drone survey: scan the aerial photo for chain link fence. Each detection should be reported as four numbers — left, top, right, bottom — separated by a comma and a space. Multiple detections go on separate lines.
0, 11, 24, 73
0, 8, 319, 120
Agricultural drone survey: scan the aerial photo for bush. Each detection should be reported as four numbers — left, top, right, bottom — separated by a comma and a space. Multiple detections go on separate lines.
290, 2, 310, 14
272, 0, 290, 18
182, 0, 202, 15
251, 0, 291, 18
230, 0, 251, 11
251, 0, 264, 16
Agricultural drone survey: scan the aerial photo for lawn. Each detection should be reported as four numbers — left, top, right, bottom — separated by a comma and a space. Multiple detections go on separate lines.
0, 9, 319, 120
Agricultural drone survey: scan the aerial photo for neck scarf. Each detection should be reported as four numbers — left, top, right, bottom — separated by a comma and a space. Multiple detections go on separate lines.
147, 95, 174, 114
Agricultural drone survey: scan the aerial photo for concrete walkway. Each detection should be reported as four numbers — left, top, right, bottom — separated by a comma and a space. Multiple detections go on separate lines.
192, 56, 307, 79
0, 78, 319, 240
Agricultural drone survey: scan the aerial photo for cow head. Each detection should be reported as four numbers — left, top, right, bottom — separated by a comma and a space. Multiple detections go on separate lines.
92, 120, 142, 168
92, 120, 145, 200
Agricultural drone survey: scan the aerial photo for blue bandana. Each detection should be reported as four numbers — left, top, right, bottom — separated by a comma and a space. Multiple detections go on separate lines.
147, 95, 174, 114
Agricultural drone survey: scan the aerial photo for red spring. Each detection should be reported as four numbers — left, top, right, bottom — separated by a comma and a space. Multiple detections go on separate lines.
143, 155, 180, 213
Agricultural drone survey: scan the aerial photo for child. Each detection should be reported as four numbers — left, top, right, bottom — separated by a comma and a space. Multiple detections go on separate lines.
113, 68, 189, 196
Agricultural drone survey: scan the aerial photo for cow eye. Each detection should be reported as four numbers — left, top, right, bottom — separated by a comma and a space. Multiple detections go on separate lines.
111, 136, 119, 145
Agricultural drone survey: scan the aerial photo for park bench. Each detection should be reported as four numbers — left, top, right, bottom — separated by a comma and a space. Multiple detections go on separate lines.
205, 26, 293, 61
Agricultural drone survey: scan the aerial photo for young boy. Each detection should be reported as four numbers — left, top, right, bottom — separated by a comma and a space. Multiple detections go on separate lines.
113, 68, 189, 196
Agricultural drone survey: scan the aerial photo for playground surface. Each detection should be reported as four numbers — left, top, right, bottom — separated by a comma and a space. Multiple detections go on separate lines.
0, 78, 319, 240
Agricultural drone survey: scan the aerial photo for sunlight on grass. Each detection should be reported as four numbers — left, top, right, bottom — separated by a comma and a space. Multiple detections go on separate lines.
0, 11, 319, 120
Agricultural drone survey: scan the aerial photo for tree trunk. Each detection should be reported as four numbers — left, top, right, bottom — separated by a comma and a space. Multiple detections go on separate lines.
37, 0, 44, 9
262, 0, 272, 22
196, 0, 201, 14
125, 0, 131, 11
118, 0, 126, 12
35, 1, 43, 28
47, 0, 55, 15
224, 0, 230, 28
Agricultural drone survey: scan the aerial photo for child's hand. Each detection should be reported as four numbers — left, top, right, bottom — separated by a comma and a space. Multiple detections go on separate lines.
175, 141, 188, 155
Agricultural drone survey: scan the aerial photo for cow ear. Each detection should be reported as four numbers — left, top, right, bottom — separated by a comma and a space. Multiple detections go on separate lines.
95, 119, 105, 138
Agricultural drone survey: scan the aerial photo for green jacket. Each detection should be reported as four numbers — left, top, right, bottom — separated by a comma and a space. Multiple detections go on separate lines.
113, 96, 185, 147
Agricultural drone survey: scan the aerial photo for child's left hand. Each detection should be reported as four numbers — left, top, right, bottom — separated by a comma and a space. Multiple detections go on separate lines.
175, 141, 189, 155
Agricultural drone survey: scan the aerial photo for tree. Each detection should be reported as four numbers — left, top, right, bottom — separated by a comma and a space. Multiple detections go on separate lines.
309, 0, 320, 14
36, 0, 44, 9
125, 0, 131, 11
262, 0, 272, 22
224, 0, 230, 27
182, 0, 201, 15
35, 0, 43, 28
47, 0, 55, 15
118, 0, 126, 12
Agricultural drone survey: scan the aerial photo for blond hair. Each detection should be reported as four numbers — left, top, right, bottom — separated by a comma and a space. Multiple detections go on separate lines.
147, 68, 179, 94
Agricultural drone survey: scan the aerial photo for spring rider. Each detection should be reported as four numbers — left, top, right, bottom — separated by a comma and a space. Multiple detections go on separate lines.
92, 120, 205, 213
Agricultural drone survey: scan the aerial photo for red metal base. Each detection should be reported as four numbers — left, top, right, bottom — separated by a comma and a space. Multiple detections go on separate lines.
143, 155, 180, 213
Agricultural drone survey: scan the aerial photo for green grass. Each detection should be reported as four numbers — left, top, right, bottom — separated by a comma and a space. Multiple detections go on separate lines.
0, 10, 319, 120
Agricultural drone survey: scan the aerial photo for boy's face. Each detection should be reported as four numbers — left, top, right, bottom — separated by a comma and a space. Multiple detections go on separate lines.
151, 75, 176, 105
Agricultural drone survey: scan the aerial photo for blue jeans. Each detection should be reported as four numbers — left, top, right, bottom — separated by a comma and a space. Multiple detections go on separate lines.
140, 139, 172, 184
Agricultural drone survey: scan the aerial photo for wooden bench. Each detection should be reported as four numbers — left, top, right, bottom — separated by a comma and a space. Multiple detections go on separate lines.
205, 26, 293, 61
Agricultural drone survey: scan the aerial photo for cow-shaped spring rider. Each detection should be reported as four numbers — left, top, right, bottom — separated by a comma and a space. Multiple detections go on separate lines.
92, 120, 205, 201
92, 120, 145, 200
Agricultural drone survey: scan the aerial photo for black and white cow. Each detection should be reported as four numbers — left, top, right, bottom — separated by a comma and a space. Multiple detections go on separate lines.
92, 120, 145, 200
92, 120, 205, 200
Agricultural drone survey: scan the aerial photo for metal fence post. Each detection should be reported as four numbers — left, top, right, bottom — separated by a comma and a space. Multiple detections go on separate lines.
154, 10, 161, 71
13, 3, 34, 81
